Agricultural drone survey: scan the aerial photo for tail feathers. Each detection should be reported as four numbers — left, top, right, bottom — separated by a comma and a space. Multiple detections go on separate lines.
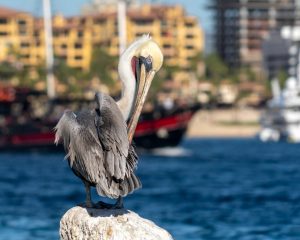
126, 145, 138, 174
96, 173, 141, 199
120, 173, 141, 196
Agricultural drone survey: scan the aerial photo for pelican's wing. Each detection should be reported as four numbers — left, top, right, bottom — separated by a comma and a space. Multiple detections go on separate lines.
54, 110, 106, 184
95, 95, 141, 197
54, 103, 129, 178
95, 94, 129, 180
55, 101, 140, 198
54, 110, 76, 152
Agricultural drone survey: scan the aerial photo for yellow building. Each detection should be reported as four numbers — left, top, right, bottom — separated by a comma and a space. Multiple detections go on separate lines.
0, 7, 35, 63
0, 4, 204, 71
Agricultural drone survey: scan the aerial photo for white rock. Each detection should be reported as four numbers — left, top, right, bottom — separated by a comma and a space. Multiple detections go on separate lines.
60, 206, 173, 240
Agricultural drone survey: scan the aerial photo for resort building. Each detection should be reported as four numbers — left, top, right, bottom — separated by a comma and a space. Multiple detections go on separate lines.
0, 7, 36, 65
0, 4, 204, 71
211, 0, 300, 73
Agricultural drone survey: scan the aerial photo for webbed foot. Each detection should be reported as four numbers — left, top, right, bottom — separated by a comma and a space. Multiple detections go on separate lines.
95, 201, 114, 209
77, 202, 98, 208
112, 196, 124, 209
95, 196, 124, 209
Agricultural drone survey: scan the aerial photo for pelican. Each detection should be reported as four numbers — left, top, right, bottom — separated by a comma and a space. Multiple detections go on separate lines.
54, 35, 163, 208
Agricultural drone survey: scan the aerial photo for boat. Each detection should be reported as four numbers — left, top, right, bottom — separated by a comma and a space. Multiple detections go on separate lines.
134, 103, 199, 148
0, 1, 200, 151
0, 87, 200, 151
259, 77, 300, 142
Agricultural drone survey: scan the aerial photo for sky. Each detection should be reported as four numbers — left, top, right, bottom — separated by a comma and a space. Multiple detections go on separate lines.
0, 0, 213, 33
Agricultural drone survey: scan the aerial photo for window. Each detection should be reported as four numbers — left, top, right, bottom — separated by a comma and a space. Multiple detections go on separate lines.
20, 42, 30, 48
21, 54, 30, 59
225, 9, 239, 18
75, 43, 82, 49
75, 55, 82, 60
0, 32, 8, 36
19, 30, 27, 36
61, 44, 67, 49
77, 31, 83, 37
161, 20, 167, 27
185, 22, 194, 28
186, 45, 194, 50
55, 31, 65, 37
58, 55, 67, 61
0, 18, 7, 24
18, 19, 26, 25
95, 19, 106, 24
134, 19, 153, 26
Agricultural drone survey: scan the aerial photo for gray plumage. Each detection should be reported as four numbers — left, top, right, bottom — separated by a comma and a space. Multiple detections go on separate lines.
54, 92, 141, 199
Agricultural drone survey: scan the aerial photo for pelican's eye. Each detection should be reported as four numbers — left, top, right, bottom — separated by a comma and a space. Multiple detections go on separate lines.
139, 56, 153, 72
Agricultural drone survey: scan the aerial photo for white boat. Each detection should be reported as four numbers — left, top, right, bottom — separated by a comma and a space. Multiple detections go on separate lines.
259, 77, 300, 142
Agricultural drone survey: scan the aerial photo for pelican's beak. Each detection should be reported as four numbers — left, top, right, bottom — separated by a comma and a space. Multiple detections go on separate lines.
128, 58, 156, 143
127, 39, 163, 143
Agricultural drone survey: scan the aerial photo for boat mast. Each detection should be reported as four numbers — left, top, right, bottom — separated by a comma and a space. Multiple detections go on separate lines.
297, 49, 300, 89
43, 0, 55, 99
118, 0, 127, 56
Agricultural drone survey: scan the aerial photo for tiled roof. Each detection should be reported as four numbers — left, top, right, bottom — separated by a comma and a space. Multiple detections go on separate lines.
0, 6, 25, 17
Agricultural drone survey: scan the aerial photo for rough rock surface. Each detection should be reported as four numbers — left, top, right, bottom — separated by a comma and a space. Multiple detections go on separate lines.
60, 206, 173, 240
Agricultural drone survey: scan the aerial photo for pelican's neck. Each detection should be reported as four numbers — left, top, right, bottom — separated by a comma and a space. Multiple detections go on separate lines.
116, 35, 152, 121
117, 50, 136, 121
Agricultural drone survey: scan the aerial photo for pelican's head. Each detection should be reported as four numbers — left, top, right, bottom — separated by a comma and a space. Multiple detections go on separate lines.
127, 35, 163, 142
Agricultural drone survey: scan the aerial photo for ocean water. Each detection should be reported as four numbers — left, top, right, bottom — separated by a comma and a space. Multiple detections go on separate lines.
1, 138, 300, 240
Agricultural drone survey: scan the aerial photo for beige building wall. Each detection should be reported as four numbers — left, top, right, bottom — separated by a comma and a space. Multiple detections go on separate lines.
0, 4, 204, 71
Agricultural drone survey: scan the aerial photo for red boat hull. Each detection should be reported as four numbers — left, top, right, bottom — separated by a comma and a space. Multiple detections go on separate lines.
0, 105, 199, 151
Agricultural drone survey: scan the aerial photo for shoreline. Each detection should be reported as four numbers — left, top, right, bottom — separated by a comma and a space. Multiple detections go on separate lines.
187, 108, 261, 138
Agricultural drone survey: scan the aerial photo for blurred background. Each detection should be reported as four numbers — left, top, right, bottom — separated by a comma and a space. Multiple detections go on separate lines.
1, 0, 300, 239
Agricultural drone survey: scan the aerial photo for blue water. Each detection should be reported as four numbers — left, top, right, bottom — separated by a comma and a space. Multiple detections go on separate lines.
1, 138, 300, 240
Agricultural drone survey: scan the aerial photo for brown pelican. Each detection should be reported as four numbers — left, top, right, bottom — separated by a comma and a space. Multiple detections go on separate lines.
54, 35, 163, 208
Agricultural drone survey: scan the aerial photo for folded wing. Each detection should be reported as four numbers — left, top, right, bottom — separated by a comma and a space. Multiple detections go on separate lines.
54, 94, 140, 198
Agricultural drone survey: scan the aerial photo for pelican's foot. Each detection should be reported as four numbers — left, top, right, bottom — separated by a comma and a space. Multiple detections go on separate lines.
95, 201, 114, 209
78, 202, 107, 209
111, 203, 124, 209
95, 197, 124, 209
112, 196, 124, 209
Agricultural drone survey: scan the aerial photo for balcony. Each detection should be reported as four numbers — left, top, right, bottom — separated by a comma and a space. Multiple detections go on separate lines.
162, 48, 175, 57
0, 31, 9, 36
185, 28, 198, 36
185, 38, 197, 46
72, 49, 85, 55
161, 36, 174, 45
0, 24, 10, 33
132, 25, 155, 34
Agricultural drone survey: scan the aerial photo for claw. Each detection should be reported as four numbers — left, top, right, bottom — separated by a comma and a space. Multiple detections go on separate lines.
77, 202, 97, 208
95, 201, 114, 209
113, 196, 124, 209
95, 197, 124, 209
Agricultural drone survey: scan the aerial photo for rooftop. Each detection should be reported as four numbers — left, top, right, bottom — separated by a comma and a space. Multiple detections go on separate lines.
0, 6, 26, 17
